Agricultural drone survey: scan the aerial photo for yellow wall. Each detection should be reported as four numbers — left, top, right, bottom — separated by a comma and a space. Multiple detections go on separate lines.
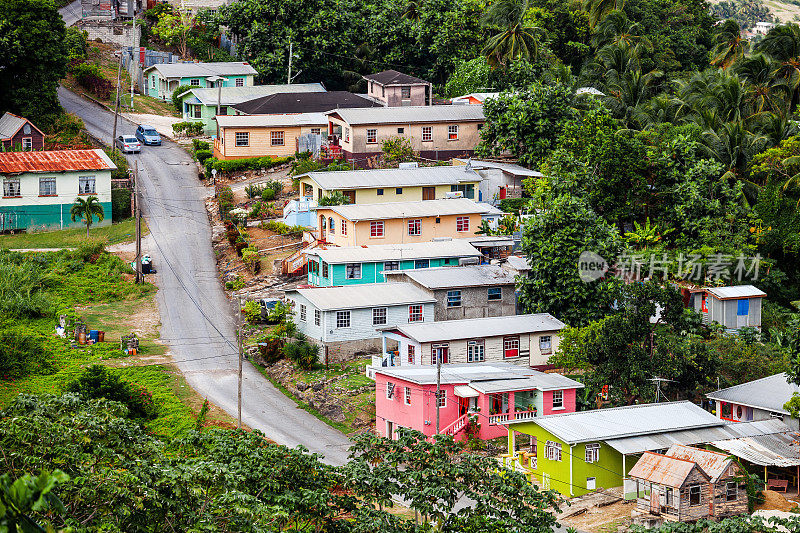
298, 178, 480, 204
217, 125, 321, 159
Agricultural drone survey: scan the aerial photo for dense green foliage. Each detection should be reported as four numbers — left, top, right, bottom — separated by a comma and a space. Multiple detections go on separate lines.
67, 364, 157, 419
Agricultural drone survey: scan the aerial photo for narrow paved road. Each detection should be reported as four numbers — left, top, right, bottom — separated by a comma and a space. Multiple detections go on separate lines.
58, 88, 352, 464
59, 0, 82, 26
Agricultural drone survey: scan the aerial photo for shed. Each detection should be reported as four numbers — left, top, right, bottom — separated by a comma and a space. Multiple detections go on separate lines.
698, 285, 766, 331
0, 112, 45, 151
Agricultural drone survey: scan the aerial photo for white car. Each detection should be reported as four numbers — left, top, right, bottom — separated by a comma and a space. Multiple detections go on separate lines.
116, 135, 141, 154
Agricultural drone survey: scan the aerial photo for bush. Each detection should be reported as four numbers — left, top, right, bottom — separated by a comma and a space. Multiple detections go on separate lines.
382, 136, 415, 163
499, 198, 528, 214
172, 121, 203, 137
244, 184, 265, 199
73, 63, 113, 100
261, 220, 304, 235
65, 27, 88, 60
225, 276, 245, 291
111, 188, 131, 222
195, 149, 213, 164
67, 364, 157, 419
103, 148, 129, 180
283, 337, 319, 370
209, 156, 293, 174
0, 327, 53, 380
172, 84, 194, 110
260, 188, 275, 201
0, 252, 52, 319
265, 180, 283, 195
192, 139, 210, 152
242, 300, 261, 323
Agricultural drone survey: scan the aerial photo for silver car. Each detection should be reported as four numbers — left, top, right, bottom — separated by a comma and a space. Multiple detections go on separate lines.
136, 124, 161, 145
116, 135, 141, 154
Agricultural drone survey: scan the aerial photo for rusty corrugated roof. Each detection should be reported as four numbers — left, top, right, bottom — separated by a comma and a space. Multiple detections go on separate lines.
666, 444, 733, 482
0, 149, 116, 174
628, 452, 709, 487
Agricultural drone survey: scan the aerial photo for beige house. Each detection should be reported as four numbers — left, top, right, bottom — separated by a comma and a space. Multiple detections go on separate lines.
362, 69, 432, 107
325, 106, 485, 163
214, 113, 326, 160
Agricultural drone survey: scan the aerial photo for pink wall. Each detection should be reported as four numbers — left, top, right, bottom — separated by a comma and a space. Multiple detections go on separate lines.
375, 374, 462, 438
541, 389, 577, 416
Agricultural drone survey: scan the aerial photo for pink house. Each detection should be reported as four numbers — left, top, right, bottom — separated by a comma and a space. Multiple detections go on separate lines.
375, 362, 583, 441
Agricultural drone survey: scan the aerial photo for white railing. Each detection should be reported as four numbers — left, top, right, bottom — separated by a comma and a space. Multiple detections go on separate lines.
442, 414, 469, 437
488, 410, 536, 425
499, 452, 537, 477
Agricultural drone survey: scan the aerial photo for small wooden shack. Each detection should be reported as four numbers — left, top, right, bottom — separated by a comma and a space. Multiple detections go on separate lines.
629, 445, 748, 523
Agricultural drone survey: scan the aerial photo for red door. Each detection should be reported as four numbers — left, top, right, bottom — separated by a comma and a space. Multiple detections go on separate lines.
499, 187, 507, 199
458, 397, 469, 417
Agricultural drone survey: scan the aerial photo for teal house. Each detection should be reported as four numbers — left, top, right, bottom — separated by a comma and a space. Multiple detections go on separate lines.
307, 240, 483, 287
178, 83, 326, 135
143, 61, 259, 100
503, 402, 749, 499
0, 149, 114, 231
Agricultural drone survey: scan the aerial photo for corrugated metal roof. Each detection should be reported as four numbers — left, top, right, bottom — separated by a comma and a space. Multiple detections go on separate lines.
454, 158, 543, 178
145, 61, 258, 78
309, 240, 482, 264
628, 452, 704, 486
285, 282, 434, 311
706, 373, 799, 415
454, 385, 480, 397
463, 235, 515, 247
362, 69, 428, 86
0, 112, 27, 139
216, 112, 327, 128
385, 313, 566, 344
517, 401, 724, 444
666, 444, 733, 482
711, 431, 800, 467
705, 284, 767, 300
327, 105, 485, 125
0, 149, 115, 174
471, 375, 584, 394
233, 91, 380, 115
323, 198, 491, 222
301, 166, 481, 191
603, 419, 788, 455
182, 84, 326, 106
505, 256, 531, 272
385, 264, 516, 289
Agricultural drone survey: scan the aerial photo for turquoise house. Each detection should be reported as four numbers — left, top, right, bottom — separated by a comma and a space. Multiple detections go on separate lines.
178, 83, 327, 135
307, 241, 483, 287
143, 61, 259, 100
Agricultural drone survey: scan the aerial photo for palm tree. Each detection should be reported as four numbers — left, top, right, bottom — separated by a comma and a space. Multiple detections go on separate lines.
481, 0, 545, 68
711, 20, 749, 69
584, 0, 624, 28
734, 54, 790, 115
70, 196, 105, 237
756, 23, 800, 111
605, 68, 663, 127
700, 119, 768, 181
591, 10, 647, 51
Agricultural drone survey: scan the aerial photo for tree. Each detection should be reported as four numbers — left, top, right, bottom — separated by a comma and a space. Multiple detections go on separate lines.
756, 23, 800, 112
0, 0, 68, 124
317, 190, 351, 206
152, 7, 194, 59
69, 196, 106, 237
481, 0, 545, 68
711, 19, 749, 69
584, 0, 623, 28
517, 194, 624, 326
0, 470, 69, 532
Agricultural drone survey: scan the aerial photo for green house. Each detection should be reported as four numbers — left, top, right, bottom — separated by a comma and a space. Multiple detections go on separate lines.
504, 401, 730, 498
307, 240, 483, 287
144, 61, 258, 100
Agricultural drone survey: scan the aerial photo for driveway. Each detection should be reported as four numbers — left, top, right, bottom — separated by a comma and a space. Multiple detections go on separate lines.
58, 87, 352, 465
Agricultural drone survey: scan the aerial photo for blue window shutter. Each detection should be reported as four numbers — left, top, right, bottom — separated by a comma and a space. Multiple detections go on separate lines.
737, 299, 749, 316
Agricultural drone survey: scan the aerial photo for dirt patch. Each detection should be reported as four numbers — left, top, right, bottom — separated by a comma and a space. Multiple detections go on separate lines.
559, 490, 633, 533
756, 490, 800, 512
105, 352, 172, 367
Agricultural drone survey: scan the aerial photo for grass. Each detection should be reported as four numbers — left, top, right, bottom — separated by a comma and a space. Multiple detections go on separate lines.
121, 93, 180, 117
0, 218, 146, 249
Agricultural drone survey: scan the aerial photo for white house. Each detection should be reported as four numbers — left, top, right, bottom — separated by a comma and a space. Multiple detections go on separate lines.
0, 149, 115, 232
707, 373, 800, 430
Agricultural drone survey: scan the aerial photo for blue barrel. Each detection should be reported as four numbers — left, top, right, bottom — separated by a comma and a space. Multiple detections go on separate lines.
89, 330, 100, 342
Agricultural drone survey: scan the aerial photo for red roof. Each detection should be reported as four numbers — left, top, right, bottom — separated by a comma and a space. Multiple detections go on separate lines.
0, 149, 116, 174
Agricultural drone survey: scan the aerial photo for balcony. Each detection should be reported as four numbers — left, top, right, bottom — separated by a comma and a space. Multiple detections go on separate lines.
488, 409, 537, 425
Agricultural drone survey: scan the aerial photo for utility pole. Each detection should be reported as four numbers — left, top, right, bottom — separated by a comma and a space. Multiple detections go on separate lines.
237, 298, 243, 429
134, 161, 142, 285
112, 52, 123, 146
287, 40, 292, 85
130, 9, 137, 112
435, 348, 441, 434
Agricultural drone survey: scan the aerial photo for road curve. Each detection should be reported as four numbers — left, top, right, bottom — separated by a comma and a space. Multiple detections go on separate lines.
58, 87, 352, 465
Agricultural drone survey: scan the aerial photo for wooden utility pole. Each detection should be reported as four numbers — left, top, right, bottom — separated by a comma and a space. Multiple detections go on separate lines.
134, 161, 142, 284
112, 52, 123, 146
237, 298, 243, 429
435, 348, 441, 434
287, 40, 292, 85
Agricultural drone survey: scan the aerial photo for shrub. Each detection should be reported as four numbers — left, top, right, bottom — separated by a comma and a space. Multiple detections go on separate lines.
261, 220, 304, 235
499, 198, 528, 214
111, 188, 131, 221
209, 156, 293, 174
382, 136, 415, 163
258, 336, 285, 365
195, 149, 212, 164
242, 300, 261, 323
265, 180, 283, 195
172, 83, 194, 109
245, 184, 265, 199
0, 252, 52, 319
172, 121, 204, 137
192, 139, 210, 152
260, 188, 275, 201
283, 337, 319, 370
73, 63, 113, 100
225, 276, 245, 291
67, 364, 157, 419
0, 327, 53, 380
103, 148, 129, 180
65, 27, 88, 60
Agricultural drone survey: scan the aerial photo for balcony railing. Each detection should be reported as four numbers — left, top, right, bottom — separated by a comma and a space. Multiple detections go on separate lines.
488, 410, 537, 425
441, 413, 469, 437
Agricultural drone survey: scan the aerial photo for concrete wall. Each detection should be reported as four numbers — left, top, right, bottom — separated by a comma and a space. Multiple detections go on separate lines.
428, 285, 516, 321
298, 178, 479, 204
367, 81, 429, 107
77, 20, 141, 48
307, 256, 460, 286
410, 330, 561, 368
215, 125, 320, 159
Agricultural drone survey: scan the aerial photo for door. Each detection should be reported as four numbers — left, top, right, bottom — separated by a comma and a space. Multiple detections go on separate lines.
386, 420, 394, 439
737, 299, 750, 328
650, 486, 660, 515
432, 344, 449, 364
343, 190, 356, 204
422, 186, 435, 201
458, 396, 469, 417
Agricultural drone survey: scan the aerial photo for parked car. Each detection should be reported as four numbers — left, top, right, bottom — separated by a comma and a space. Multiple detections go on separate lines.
135, 125, 161, 146
116, 135, 141, 154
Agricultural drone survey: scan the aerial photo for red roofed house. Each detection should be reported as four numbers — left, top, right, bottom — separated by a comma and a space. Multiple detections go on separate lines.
0, 149, 115, 231
0, 112, 45, 151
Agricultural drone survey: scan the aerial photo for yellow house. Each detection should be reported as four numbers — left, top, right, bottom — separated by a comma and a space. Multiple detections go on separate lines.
213, 113, 327, 160
315, 198, 491, 247
298, 166, 482, 204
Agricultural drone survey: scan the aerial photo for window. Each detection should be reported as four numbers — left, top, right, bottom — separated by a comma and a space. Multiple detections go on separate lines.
377, 188, 384, 196
38, 177, 56, 196
451, 183, 475, 199
310, 128, 321, 136
341, 220, 347, 236
373, 307, 387, 326
328, 217, 335, 234
190, 79, 200, 86
586, 477, 596, 490
432, 344, 448, 364
552, 390, 564, 409
321, 262, 329, 278
3, 178, 20, 197
370, 221, 384, 238
235, 132, 249, 147
314, 309, 321, 326
193, 105, 201, 119
446, 290, 462, 308
414, 259, 429, 269
408, 219, 421, 236
467, 340, 485, 363
407, 345, 415, 363
503, 337, 520, 358
366, 129, 377, 144
545, 441, 562, 461
726, 482, 737, 502
151, 75, 156, 88
336, 310, 351, 328
401, 86, 411, 98
436, 390, 446, 407
421, 126, 432, 142
78, 176, 96, 195
448, 125, 459, 140
585, 443, 600, 463
540, 335, 552, 354
737, 299, 750, 316
381, 86, 385, 97
397, 127, 404, 134
396, 187, 403, 195
408, 305, 423, 322
689, 485, 702, 506
22, 124, 30, 135
271, 130, 285, 146
665, 487, 674, 507
344, 127, 350, 143
386, 382, 395, 399
235, 77, 245, 87
456, 216, 470, 232
384, 261, 399, 271
346, 263, 361, 279
22, 138, 32, 150
404, 386, 411, 405
487, 287, 502, 301
299, 304, 307, 322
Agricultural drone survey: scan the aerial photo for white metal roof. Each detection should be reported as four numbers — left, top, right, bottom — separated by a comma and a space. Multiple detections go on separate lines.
384, 314, 566, 343
711, 427, 800, 467
705, 285, 767, 300
454, 158, 543, 178
145, 61, 258, 78
286, 282, 434, 311
326, 105, 485, 125
216, 112, 327, 128
515, 401, 724, 444
0, 112, 27, 139
385, 264, 516, 289
301, 166, 481, 191
504, 256, 531, 272
180, 83, 326, 106
323, 198, 491, 222
308, 240, 482, 264
706, 373, 799, 415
